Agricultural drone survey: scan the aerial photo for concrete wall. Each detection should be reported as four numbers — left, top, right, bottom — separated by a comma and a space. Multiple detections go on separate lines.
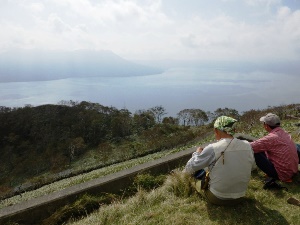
0, 146, 198, 225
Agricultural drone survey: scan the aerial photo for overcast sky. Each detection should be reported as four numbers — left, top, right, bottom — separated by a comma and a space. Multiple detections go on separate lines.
1, 0, 300, 62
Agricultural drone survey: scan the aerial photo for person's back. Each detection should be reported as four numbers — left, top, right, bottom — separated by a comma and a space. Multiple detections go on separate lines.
209, 138, 254, 199
268, 128, 297, 177
185, 116, 254, 205
250, 113, 299, 183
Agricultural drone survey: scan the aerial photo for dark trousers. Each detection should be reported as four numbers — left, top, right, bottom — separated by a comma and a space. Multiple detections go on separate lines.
254, 152, 279, 180
296, 144, 300, 163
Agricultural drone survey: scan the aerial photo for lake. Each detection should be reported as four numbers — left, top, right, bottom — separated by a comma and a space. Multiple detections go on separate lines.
0, 67, 299, 116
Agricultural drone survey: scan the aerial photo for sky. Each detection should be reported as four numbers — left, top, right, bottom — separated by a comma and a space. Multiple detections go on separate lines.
1, 0, 300, 115
1, 0, 300, 62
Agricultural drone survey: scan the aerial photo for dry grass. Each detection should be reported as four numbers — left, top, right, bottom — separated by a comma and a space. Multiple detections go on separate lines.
67, 170, 300, 225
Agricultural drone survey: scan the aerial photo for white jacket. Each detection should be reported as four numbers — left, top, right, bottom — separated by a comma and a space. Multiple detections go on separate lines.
185, 138, 254, 199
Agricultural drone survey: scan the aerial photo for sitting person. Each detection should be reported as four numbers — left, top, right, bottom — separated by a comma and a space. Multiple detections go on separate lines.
184, 116, 254, 205
250, 113, 299, 183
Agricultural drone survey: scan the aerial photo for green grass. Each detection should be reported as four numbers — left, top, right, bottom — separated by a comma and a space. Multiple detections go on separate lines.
66, 170, 300, 225
2, 117, 300, 225
0, 135, 214, 210
63, 119, 300, 225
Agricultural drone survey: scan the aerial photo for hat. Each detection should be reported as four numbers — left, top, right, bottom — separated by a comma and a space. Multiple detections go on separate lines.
214, 116, 237, 135
259, 113, 280, 127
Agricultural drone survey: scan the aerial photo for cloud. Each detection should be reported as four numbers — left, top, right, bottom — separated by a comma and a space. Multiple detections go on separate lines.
48, 14, 72, 33
245, 0, 281, 7
180, 34, 199, 48
173, 5, 300, 61
0, 0, 299, 61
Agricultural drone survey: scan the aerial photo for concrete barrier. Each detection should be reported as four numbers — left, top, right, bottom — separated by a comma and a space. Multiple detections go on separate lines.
0, 146, 199, 225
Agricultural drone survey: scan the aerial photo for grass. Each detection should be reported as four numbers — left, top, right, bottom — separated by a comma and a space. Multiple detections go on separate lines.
2, 117, 300, 225
64, 119, 300, 225
0, 135, 214, 209
66, 170, 300, 225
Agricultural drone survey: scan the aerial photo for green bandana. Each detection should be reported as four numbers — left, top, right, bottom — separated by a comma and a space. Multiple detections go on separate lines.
214, 116, 237, 135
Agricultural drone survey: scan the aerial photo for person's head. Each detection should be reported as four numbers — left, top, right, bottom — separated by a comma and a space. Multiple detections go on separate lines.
259, 113, 280, 130
213, 116, 237, 140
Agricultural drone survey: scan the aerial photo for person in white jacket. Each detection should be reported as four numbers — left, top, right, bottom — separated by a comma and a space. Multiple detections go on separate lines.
185, 116, 254, 205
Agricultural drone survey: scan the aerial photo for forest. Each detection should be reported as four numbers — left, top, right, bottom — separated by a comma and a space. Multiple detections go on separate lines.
0, 100, 298, 199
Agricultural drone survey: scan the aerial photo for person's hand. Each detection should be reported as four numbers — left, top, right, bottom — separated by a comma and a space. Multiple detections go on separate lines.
196, 147, 204, 153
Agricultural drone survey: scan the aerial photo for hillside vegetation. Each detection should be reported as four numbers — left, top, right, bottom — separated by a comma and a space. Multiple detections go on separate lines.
0, 101, 217, 199
65, 104, 300, 225
1, 103, 300, 225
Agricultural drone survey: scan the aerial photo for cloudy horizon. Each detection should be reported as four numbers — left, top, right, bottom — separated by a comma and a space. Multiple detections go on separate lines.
1, 0, 300, 115
1, 0, 300, 62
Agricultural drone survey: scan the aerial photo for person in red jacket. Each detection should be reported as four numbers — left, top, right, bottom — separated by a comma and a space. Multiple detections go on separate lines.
250, 113, 299, 184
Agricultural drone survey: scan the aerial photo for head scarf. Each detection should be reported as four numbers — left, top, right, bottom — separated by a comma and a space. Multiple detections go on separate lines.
214, 116, 237, 135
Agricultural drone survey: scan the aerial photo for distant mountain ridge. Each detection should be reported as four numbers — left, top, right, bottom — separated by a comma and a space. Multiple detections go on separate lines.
0, 49, 163, 83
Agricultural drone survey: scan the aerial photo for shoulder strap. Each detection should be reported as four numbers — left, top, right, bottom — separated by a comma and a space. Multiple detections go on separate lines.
208, 138, 234, 172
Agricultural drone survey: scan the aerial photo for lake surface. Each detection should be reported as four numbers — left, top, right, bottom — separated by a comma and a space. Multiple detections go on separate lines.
0, 67, 299, 116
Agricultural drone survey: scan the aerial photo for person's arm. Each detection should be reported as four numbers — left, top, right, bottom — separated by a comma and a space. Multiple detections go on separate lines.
250, 135, 271, 153
184, 144, 215, 174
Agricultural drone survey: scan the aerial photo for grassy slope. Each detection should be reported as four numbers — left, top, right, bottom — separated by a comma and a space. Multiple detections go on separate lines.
66, 120, 300, 225
67, 171, 300, 225
0, 135, 213, 209
1, 118, 299, 225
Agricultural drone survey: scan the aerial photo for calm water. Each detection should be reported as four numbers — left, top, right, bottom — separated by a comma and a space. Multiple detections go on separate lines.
0, 68, 299, 116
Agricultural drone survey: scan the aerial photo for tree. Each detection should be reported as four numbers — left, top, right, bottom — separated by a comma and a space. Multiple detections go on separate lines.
162, 116, 179, 125
57, 100, 79, 107
206, 111, 215, 124
0, 106, 12, 113
214, 107, 240, 120
177, 109, 208, 126
68, 137, 86, 162
240, 109, 261, 132
149, 106, 167, 123
110, 109, 132, 139
177, 109, 190, 126
133, 110, 155, 132
190, 109, 208, 126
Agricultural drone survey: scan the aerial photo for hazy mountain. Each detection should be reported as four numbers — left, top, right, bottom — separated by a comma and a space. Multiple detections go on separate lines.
0, 49, 163, 83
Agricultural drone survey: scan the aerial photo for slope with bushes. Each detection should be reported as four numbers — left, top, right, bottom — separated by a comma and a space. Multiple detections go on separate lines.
1, 103, 299, 225
65, 104, 300, 225
0, 101, 212, 199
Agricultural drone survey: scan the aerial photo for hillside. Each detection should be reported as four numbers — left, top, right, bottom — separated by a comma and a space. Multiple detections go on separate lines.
0, 49, 162, 82
0, 103, 299, 224
66, 170, 300, 225
0, 102, 209, 199
66, 109, 300, 225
